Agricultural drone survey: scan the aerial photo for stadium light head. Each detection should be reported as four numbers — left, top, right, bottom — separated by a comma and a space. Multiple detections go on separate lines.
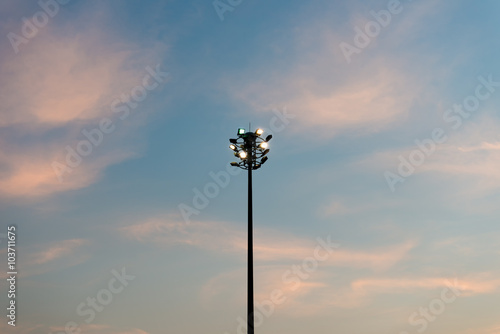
228, 127, 273, 170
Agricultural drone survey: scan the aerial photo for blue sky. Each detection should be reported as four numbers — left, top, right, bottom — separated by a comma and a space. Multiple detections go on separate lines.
1, 0, 500, 333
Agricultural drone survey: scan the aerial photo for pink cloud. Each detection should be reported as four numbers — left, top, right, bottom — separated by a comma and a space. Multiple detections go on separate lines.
29, 238, 87, 264
48, 324, 150, 334
0, 322, 151, 334
222, 2, 444, 140
121, 216, 414, 271
351, 275, 500, 296
0, 238, 89, 279
1, 29, 153, 126
0, 24, 165, 197
231, 63, 417, 139
0, 141, 135, 196
418, 117, 500, 195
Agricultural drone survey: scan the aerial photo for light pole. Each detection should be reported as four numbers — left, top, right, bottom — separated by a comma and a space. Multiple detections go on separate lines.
229, 127, 272, 334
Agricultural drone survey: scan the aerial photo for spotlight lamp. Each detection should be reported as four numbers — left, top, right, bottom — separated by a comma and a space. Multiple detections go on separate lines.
228, 127, 272, 170
239, 151, 248, 159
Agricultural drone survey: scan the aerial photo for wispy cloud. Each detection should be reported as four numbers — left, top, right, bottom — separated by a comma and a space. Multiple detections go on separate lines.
417, 117, 500, 196
29, 238, 87, 265
201, 268, 500, 316
0, 322, 151, 334
360, 115, 500, 202
122, 215, 421, 315
0, 9, 166, 198
222, 1, 447, 140
351, 276, 500, 296
48, 324, 150, 334
120, 216, 415, 270
230, 57, 419, 139
0, 238, 89, 279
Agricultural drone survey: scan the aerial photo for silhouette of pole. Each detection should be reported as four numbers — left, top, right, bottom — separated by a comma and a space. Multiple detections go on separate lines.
247, 142, 254, 334
228, 128, 272, 334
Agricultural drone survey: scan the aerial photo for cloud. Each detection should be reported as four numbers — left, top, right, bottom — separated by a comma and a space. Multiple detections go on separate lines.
350, 276, 500, 296
29, 238, 87, 265
121, 216, 325, 262
202, 269, 500, 317
0, 238, 90, 279
360, 115, 500, 202
0, 9, 166, 198
0, 322, 151, 334
200, 266, 331, 315
462, 324, 500, 334
282, 274, 500, 315
231, 58, 418, 140
319, 200, 350, 217
323, 240, 415, 271
48, 324, 150, 334
0, 140, 136, 197
120, 216, 415, 270
129, 216, 498, 316
1, 33, 143, 126
222, 1, 446, 140
417, 116, 500, 195
123, 216, 419, 314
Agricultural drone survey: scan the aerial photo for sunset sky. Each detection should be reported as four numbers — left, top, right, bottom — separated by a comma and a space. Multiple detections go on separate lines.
1, 1, 500, 333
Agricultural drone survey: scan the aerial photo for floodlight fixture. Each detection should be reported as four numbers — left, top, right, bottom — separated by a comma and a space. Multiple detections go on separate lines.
227, 126, 273, 334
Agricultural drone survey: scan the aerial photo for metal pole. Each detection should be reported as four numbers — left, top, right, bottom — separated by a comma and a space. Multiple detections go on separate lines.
247, 144, 254, 334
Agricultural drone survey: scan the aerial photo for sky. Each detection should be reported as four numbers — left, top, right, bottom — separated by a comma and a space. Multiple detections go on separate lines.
1, 0, 500, 333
